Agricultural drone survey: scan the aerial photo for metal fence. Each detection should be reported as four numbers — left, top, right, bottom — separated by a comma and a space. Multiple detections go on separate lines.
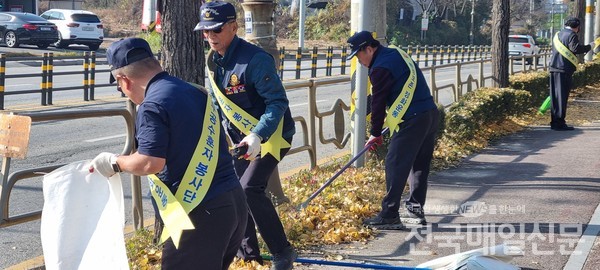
0, 45, 552, 110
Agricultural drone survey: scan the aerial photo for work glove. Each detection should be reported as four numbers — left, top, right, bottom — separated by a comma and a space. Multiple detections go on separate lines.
89, 152, 119, 178
589, 42, 596, 52
240, 133, 262, 160
365, 135, 383, 151
594, 37, 600, 54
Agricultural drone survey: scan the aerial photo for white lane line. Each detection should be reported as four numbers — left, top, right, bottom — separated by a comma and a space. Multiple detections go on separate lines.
563, 201, 600, 270
85, 134, 126, 142
290, 99, 328, 108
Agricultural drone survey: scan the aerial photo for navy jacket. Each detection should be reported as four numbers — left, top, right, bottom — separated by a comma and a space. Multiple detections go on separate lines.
211, 36, 295, 143
369, 45, 436, 137
549, 28, 591, 74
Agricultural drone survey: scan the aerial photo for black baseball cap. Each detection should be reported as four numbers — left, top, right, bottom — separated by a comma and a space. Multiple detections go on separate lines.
106, 38, 153, 83
565, 17, 580, 28
194, 1, 237, 31
346, 31, 376, 60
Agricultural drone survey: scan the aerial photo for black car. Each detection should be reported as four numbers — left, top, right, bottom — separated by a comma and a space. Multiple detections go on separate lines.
0, 12, 58, 49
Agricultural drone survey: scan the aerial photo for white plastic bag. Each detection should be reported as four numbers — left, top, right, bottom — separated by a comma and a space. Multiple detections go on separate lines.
417, 244, 523, 270
41, 160, 129, 270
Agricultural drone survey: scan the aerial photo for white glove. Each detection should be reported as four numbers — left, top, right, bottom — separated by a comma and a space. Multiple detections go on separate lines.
590, 42, 596, 50
240, 133, 262, 160
90, 152, 119, 178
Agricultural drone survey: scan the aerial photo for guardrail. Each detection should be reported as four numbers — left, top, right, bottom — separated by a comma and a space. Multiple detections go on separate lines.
0, 104, 140, 229
0, 45, 552, 110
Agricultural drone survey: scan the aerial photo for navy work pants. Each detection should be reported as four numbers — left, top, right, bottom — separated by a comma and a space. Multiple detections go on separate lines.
549, 71, 573, 127
380, 108, 440, 218
161, 186, 248, 270
234, 144, 291, 261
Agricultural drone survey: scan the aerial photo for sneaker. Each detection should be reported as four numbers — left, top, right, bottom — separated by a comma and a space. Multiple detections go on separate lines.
362, 215, 405, 230
400, 208, 427, 225
271, 245, 297, 270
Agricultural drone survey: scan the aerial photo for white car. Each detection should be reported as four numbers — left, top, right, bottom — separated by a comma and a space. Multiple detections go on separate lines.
40, 9, 104, 51
508, 34, 540, 64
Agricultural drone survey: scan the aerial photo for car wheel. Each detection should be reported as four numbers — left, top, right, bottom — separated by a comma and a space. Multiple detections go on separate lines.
54, 34, 67, 49
37, 43, 49, 49
88, 44, 100, 51
5, 31, 19, 48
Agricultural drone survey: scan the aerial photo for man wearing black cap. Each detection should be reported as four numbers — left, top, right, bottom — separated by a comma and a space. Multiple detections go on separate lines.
347, 31, 439, 229
194, 1, 297, 269
89, 37, 248, 270
548, 17, 596, 131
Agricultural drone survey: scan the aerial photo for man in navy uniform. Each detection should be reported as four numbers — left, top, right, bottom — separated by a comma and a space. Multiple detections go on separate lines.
548, 17, 595, 131
90, 38, 247, 269
194, 1, 297, 269
347, 31, 439, 229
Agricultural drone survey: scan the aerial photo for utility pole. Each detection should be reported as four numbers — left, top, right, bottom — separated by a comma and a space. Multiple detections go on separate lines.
298, 0, 306, 48
585, 0, 595, 61
470, 0, 475, 45
349, 0, 386, 167
595, 0, 600, 38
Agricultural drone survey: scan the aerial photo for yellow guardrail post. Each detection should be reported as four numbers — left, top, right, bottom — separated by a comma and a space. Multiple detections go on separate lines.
340, 46, 347, 75
415, 45, 421, 67
90, 51, 96, 100
83, 52, 89, 101
432, 45, 438, 66
295, 47, 302, 79
453, 45, 459, 62
424, 45, 429, 67
47, 53, 53, 105
279, 47, 285, 79
40, 53, 47, 106
311, 47, 317, 78
0, 54, 5, 110
325, 46, 333, 76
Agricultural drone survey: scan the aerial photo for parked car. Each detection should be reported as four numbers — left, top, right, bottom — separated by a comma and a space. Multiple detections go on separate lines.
508, 34, 540, 65
40, 9, 104, 51
0, 12, 58, 49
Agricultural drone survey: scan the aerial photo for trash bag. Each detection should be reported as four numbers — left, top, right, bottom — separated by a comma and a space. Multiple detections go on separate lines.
417, 244, 523, 270
41, 160, 129, 270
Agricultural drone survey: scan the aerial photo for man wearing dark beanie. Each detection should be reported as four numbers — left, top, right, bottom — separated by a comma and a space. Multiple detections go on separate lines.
548, 17, 596, 131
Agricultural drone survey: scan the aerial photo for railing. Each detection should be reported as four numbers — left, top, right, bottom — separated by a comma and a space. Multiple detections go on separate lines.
0, 44, 553, 110
0, 104, 140, 229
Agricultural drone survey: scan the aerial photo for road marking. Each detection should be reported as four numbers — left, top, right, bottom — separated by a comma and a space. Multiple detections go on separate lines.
85, 134, 126, 142
563, 201, 600, 270
289, 99, 328, 108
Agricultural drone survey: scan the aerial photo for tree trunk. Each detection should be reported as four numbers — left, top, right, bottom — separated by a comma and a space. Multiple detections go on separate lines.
160, 0, 205, 85
491, 0, 509, 88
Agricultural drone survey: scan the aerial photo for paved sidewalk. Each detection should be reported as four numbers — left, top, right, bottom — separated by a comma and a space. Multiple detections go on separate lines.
297, 123, 600, 270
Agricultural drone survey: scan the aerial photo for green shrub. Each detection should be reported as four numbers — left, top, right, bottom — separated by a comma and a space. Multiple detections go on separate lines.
444, 87, 531, 141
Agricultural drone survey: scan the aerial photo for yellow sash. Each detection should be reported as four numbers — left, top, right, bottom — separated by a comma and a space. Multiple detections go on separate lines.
206, 51, 291, 161
384, 46, 417, 135
553, 32, 578, 69
148, 83, 220, 248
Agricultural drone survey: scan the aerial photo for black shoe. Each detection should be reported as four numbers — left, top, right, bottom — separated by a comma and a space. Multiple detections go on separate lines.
271, 245, 297, 270
551, 124, 575, 131
362, 215, 405, 230
400, 209, 427, 225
